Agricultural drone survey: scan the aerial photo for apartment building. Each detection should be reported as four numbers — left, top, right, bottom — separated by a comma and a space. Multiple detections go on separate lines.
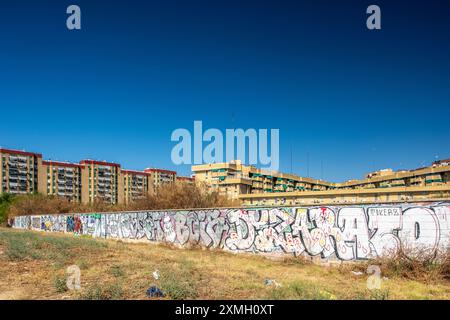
192, 160, 331, 199
144, 168, 176, 194
0, 148, 42, 195
0, 147, 180, 205
192, 159, 450, 204
176, 176, 195, 184
240, 185, 450, 207
122, 169, 153, 204
38, 161, 82, 202
79, 160, 122, 205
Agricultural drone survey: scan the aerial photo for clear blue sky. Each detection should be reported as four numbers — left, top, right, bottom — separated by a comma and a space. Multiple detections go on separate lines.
1, 0, 449, 182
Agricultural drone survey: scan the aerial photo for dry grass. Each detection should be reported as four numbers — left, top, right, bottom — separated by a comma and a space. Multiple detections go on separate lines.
0, 227, 449, 300
342, 247, 450, 284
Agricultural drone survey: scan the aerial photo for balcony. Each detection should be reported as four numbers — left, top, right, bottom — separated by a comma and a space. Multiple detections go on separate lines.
390, 179, 406, 187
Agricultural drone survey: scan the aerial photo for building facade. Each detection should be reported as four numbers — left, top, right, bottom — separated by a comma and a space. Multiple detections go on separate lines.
0, 148, 42, 195
38, 161, 82, 202
176, 176, 195, 184
121, 169, 153, 204
144, 168, 177, 194
79, 160, 122, 205
193, 160, 450, 204
192, 160, 331, 199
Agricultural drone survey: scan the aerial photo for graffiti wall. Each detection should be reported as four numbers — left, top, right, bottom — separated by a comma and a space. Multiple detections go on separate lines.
12, 203, 450, 261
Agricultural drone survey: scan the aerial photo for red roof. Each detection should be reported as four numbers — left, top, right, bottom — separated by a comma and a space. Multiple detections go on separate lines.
121, 169, 149, 176
177, 176, 194, 181
0, 148, 42, 158
79, 159, 121, 167
144, 168, 177, 175
42, 160, 81, 168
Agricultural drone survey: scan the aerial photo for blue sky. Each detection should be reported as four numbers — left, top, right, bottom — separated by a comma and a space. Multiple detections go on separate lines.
0, 0, 449, 182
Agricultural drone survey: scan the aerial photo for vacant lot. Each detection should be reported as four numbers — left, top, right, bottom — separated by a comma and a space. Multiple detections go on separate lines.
0, 227, 448, 300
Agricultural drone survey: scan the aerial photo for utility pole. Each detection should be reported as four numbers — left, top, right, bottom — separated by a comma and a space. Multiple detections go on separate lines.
321, 160, 323, 180
306, 152, 310, 177
290, 145, 293, 174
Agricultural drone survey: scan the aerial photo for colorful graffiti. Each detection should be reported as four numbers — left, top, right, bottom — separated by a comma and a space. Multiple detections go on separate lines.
12, 203, 450, 261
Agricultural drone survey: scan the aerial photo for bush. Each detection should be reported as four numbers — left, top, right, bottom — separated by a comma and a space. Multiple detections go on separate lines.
128, 181, 239, 211
0, 193, 15, 225
54, 276, 68, 293
4, 181, 237, 219
353, 247, 450, 283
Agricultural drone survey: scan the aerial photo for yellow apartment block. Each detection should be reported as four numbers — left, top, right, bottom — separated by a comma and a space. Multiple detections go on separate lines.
192, 159, 450, 205
79, 160, 122, 205
192, 160, 331, 199
122, 169, 154, 204
144, 168, 177, 194
38, 160, 82, 202
240, 185, 450, 207
0, 148, 42, 195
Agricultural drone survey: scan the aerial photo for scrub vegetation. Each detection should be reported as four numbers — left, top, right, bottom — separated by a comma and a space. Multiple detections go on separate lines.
0, 228, 448, 300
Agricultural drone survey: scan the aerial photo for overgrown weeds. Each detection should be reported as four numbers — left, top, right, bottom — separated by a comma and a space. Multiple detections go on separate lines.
109, 265, 125, 278
158, 258, 198, 300
268, 281, 337, 300
53, 276, 68, 293
4, 182, 237, 220
0, 228, 107, 264
340, 246, 450, 284
78, 282, 123, 300
365, 249, 448, 283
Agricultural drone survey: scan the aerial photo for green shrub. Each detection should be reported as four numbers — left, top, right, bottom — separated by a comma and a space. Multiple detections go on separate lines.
79, 283, 123, 300
54, 276, 68, 293
0, 193, 15, 225
369, 289, 390, 300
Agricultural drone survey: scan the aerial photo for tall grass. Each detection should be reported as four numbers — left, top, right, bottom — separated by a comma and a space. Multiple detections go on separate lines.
4, 182, 237, 219
344, 247, 450, 283
0, 228, 107, 262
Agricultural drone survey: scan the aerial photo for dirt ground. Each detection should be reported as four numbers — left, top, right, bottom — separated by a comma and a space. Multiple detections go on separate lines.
0, 227, 449, 300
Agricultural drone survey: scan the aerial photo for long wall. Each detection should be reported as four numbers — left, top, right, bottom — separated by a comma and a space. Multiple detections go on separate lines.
11, 203, 450, 261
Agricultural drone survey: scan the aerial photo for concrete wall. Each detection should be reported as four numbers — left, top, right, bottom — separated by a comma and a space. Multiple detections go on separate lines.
11, 202, 450, 261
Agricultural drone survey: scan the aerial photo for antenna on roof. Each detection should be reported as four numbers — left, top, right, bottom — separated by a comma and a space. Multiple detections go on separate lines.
306, 152, 310, 178
290, 145, 293, 174
321, 160, 324, 180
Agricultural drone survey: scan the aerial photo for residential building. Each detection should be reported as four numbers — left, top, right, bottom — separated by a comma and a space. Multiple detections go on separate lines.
38, 161, 82, 202
121, 169, 153, 204
144, 168, 176, 194
176, 176, 195, 184
240, 185, 450, 206
192, 160, 331, 199
79, 160, 122, 205
0, 148, 42, 195
193, 159, 450, 204
2, 146, 449, 207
